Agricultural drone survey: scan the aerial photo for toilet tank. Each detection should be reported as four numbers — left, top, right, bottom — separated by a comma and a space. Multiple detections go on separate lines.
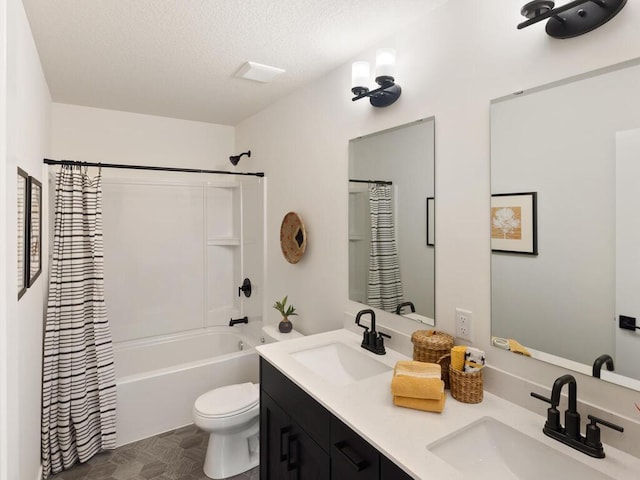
261, 325, 303, 344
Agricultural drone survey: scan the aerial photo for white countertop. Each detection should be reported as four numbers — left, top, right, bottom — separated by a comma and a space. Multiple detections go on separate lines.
256, 329, 640, 480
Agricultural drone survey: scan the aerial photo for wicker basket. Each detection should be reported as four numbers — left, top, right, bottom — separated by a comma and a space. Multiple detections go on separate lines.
411, 330, 454, 389
449, 365, 483, 404
411, 330, 455, 363
437, 354, 452, 390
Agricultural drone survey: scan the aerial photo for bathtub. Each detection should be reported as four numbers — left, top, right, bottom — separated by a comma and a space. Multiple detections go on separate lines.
114, 327, 260, 446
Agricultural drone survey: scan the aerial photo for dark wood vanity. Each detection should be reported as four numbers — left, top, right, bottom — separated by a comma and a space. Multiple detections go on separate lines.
260, 358, 413, 480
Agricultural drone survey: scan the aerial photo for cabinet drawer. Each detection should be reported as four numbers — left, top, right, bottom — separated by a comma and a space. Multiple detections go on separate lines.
260, 358, 331, 451
330, 416, 379, 480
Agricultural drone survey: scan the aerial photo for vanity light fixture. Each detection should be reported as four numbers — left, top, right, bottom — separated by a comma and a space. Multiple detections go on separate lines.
351, 48, 402, 108
518, 0, 627, 39
229, 150, 250, 166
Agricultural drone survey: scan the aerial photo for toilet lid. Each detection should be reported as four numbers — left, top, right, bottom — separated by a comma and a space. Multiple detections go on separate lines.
194, 382, 259, 418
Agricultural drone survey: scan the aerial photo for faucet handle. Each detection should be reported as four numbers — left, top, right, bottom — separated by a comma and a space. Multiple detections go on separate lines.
587, 415, 624, 433
530, 391, 553, 405
378, 331, 391, 339
531, 391, 561, 431
355, 317, 368, 331
355, 322, 369, 332
585, 415, 624, 455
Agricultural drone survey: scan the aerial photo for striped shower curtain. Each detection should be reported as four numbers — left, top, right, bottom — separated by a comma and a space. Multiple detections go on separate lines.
41, 166, 116, 478
367, 184, 404, 311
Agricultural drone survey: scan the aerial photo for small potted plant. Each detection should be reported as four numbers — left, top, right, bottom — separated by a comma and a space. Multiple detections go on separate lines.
273, 295, 298, 333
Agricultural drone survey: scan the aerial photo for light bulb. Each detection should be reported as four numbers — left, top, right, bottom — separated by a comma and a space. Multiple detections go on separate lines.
375, 48, 396, 80
351, 61, 370, 90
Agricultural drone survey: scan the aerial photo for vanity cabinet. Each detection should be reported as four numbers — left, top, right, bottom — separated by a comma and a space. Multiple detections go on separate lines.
260, 358, 414, 480
260, 358, 331, 480
261, 392, 329, 479
380, 456, 413, 480
331, 416, 379, 479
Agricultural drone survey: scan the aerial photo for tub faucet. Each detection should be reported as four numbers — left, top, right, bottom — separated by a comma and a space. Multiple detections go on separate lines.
355, 309, 390, 355
229, 316, 248, 326
531, 374, 624, 458
592, 354, 614, 378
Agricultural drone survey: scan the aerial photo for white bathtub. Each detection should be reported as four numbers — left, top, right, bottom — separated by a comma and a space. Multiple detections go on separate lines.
114, 327, 260, 446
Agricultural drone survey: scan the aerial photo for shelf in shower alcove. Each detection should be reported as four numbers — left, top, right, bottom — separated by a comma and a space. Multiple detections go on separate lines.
349, 235, 365, 242
208, 238, 241, 246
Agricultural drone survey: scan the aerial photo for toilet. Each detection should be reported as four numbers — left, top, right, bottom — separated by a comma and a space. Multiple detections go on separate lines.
192, 325, 303, 479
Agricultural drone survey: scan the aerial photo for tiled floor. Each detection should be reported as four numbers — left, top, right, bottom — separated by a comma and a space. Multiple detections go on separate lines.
49, 425, 259, 480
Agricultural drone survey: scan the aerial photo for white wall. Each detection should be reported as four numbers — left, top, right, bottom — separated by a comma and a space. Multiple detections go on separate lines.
1, 1, 51, 479
0, 0, 8, 475
236, 0, 640, 422
51, 103, 234, 171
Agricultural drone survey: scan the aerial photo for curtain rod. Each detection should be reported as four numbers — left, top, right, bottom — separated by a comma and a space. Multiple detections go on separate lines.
43, 158, 265, 178
349, 179, 393, 185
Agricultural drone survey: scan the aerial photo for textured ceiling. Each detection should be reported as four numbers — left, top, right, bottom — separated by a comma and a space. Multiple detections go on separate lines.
22, 0, 448, 125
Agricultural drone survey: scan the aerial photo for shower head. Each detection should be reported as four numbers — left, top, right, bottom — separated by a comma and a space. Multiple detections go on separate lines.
229, 150, 251, 166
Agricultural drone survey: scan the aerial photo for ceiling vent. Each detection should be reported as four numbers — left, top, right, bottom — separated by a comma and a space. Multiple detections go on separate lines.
235, 61, 285, 83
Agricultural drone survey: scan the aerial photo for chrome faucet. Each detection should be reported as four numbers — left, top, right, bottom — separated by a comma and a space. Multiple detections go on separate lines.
355, 309, 390, 355
531, 374, 624, 458
592, 354, 615, 378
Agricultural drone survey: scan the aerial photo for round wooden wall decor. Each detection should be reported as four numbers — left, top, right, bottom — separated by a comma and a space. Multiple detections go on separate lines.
280, 212, 307, 264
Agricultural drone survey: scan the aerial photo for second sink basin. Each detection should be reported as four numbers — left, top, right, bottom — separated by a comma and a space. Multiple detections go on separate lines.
290, 342, 391, 386
427, 416, 614, 480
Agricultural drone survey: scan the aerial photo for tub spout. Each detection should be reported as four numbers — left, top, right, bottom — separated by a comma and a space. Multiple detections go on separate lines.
229, 316, 248, 326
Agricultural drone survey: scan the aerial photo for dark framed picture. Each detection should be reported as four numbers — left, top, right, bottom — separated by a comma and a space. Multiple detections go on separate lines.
426, 197, 435, 246
17, 168, 28, 299
27, 176, 42, 286
491, 192, 538, 255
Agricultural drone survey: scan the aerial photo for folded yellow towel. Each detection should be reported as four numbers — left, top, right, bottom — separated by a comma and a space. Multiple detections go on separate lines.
508, 339, 531, 357
393, 393, 446, 413
451, 345, 466, 371
391, 376, 444, 400
393, 360, 440, 379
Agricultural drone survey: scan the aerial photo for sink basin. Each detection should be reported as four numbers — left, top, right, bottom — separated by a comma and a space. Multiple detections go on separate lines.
290, 342, 391, 386
427, 416, 614, 480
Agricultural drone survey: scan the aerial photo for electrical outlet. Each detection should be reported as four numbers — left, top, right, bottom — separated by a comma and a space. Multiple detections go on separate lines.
619, 315, 638, 331
455, 308, 472, 341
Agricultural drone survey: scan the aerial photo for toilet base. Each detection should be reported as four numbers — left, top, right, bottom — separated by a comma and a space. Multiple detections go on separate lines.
202, 418, 259, 479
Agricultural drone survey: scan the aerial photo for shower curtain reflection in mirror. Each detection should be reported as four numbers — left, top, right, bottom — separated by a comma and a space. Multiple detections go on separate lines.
367, 183, 403, 311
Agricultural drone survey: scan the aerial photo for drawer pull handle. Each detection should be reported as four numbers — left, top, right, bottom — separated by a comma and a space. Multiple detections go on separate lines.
334, 441, 368, 472
287, 434, 299, 472
279, 426, 290, 462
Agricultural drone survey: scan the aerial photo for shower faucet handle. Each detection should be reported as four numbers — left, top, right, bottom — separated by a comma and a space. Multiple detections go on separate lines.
238, 278, 252, 298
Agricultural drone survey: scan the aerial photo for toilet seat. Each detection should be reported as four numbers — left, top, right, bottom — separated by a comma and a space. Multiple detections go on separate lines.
194, 382, 259, 419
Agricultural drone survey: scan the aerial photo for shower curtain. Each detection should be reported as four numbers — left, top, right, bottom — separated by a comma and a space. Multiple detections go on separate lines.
367, 184, 404, 311
41, 166, 116, 478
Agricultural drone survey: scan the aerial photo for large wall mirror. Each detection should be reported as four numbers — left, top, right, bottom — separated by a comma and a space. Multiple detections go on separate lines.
349, 117, 435, 325
491, 58, 640, 391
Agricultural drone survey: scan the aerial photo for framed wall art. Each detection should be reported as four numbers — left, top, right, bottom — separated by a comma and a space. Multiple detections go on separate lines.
27, 176, 42, 286
491, 192, 538, 255
426, 197, 435, 247
17, 168, 28, 299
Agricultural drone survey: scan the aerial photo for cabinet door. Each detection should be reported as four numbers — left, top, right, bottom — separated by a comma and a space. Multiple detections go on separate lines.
380, 455, 414, 480
289, 421, 330, 480
260, 392, 291, 480
330, 417, 379, 480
